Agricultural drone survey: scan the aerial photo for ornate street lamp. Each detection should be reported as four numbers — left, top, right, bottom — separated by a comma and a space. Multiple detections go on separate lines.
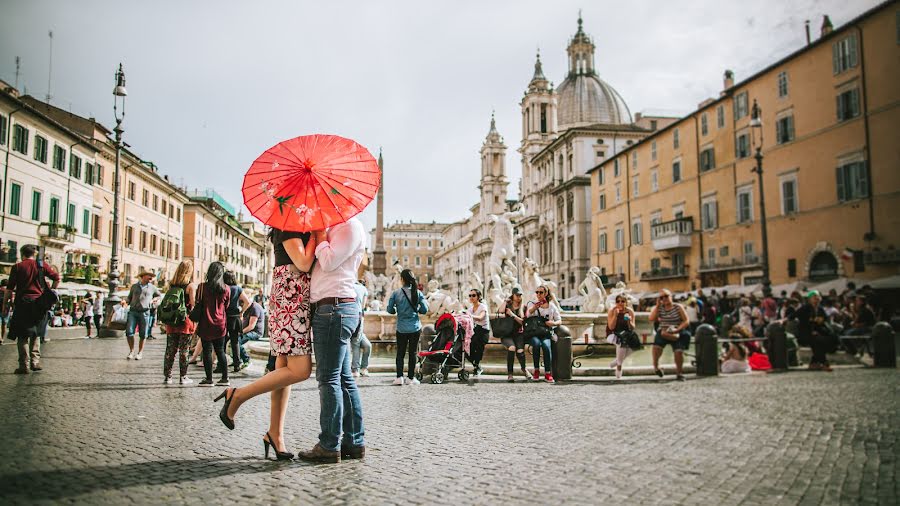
101, 64, 127, 336
750, 99, 771, 292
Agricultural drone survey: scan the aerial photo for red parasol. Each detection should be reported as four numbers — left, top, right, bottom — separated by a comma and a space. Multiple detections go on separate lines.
242, 134, 379, 232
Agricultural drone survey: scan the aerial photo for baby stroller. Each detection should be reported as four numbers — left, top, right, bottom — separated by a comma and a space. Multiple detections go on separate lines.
415, 313, 469, 384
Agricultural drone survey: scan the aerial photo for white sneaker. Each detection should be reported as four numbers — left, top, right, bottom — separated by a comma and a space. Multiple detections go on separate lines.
164, 377, 174, 385
135, 352, 143, 360
179, 376, 193, 385
127, 351, 134, 360
392, 377, 405, 386
360, 368, 369, 377
352, 370, 360, 378
407, 377, 420, 385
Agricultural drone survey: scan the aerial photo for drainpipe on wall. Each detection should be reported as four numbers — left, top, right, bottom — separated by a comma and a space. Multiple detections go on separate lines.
693, 114, 705, 282
1, 108, 23, 232
854, 25, 876, 242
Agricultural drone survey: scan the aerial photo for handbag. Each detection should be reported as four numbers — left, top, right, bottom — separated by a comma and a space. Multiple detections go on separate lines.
189, 284, 204, 323
35, 260, 59, 313
490, 312, 518, 339
522, 315, 551, 339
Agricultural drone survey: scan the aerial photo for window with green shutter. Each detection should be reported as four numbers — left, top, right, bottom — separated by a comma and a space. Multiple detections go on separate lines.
9, 183, 21, 216
49, 197, 60, 224
31, 190, 42, 221
12, 124, 29, 154
0, 115, 7, 145
836, 89, 860, 121
82, 209, 90, 234
836, 161, 868, 202
34, 135, 48, 163
69, 154, 82, 179
52, 145, 66, 171
832, 34, 858, 74
67, 203, 76, 228
776, 116, 795, 144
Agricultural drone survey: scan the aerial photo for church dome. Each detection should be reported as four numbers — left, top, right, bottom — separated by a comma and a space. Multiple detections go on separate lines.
556, 74, 632, 127
555, 15, 632, 128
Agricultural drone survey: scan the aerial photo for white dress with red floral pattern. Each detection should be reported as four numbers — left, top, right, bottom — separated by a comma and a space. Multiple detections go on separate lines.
269, 265, 311, 356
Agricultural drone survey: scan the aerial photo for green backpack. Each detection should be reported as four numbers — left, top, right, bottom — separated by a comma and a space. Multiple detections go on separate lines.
158, 287, 187, 326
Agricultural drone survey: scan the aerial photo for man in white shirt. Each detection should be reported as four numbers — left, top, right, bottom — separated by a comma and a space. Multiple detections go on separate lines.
298, 217, 366, 464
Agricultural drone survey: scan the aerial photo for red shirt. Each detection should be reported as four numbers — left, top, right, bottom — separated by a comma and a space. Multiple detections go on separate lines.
196, 283, 230, 341
7, 259, 60, 301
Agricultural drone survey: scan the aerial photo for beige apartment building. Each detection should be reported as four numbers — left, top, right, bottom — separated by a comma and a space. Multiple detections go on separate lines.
375, 221, 447, 283
18, 96, 189, 287
0, 86, 97, 277
184, 190, 265, 288
590, 2, 900, 293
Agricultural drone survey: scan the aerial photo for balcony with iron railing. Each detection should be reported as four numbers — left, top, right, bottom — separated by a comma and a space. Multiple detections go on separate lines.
640, 265, 689, 281
38, 222, 76, 245
699, 254, 762, 272
650, 217, 693, 251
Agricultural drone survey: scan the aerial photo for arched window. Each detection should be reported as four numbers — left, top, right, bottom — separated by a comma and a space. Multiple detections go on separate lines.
809, 251, 838, 281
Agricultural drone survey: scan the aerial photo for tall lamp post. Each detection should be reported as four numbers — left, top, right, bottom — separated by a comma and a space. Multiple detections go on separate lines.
750, 99, 771, 293
101, 64, 128, 336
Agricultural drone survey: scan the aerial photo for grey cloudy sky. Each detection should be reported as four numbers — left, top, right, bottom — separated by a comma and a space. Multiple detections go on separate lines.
0, 0, 881, 233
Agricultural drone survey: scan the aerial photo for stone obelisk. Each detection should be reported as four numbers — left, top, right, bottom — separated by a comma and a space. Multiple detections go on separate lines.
372, 149, 387, 275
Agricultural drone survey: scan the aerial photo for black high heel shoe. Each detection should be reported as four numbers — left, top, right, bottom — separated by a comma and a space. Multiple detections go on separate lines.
263, 432, 294, 461
213, 388, 235, 430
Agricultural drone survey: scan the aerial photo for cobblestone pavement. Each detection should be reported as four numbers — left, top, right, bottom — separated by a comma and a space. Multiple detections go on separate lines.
0, 338, 896, 505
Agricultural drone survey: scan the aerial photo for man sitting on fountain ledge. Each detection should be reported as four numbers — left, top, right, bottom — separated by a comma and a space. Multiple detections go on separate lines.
649, 288, 691, 381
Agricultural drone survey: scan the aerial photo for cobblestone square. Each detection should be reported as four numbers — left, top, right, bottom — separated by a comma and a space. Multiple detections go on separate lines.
0, 338, 896, 505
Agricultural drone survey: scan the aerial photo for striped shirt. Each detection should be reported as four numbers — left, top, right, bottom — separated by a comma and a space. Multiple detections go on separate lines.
658, 303, 686, 328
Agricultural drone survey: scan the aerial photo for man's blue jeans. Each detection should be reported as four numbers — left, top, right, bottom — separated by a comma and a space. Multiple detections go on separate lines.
237, 331, 257, 363
312, 301, 364, 452
126, 310, 150, 339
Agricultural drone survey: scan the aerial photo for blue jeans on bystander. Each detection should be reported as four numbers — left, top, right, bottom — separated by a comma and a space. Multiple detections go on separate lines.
312, 301, 364, 452
126, 310, 150, 339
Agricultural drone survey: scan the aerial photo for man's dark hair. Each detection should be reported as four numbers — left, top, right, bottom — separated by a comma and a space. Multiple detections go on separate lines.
20, 244, 37, 259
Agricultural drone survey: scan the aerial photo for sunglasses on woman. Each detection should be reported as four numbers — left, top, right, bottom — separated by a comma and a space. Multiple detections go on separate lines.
468, 294, 478, 298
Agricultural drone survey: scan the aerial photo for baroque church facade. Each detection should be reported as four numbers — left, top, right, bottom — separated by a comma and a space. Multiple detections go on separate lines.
436, 16, 674, 301
514, 16, 674, 300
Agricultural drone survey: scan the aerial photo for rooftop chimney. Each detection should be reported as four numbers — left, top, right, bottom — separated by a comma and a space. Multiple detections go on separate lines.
821, 15, 834, 37
805, 19, 811, 45
723, 70, 735, 90
634, 112, 642, 122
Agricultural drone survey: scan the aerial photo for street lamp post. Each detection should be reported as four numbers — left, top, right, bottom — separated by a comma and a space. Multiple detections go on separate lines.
750, 99, 771, 293
101, 64, 128, 337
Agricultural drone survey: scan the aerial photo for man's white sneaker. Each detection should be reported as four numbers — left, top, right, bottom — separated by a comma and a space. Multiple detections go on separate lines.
179, 376, 193, 385
127, 351, 134, 360
352, 370, 360, 378
135, 352, 143, 360
407, 377, 420, 385
392, 377, 405, 386
359, 368, 369, 377
164, 377, 174, 385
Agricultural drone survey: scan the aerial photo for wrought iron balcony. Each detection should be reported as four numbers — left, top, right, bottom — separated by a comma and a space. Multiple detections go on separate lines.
650, 217, 693, 251
38, 222, 75, 245
698, 254, 762, 272
640, 266, 689, 281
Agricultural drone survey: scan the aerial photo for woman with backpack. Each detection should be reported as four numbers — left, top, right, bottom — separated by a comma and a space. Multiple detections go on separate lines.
213, 228, 316, 461
195, 261, 232, 387
386, 269, 428, 385
161, 259, 196, 385
223, 271, 251, 374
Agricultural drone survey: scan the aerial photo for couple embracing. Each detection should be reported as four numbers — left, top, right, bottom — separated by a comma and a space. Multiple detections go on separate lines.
215, 217, 366, 464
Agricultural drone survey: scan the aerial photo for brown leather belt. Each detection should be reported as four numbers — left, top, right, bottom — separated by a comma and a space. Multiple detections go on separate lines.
311, 297, 356, 310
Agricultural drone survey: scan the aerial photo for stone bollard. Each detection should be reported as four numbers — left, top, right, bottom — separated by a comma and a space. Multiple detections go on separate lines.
872, 322, 897, 368
554, 336, 573, 381
766, 322, 788, 371
694, 324, 719, 376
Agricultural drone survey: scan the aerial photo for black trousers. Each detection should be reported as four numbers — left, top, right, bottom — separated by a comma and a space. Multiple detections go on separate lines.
469, 325, 489, 365
201, 337, 228, 381
396, 331, 419, 378
226, 314, 243, 371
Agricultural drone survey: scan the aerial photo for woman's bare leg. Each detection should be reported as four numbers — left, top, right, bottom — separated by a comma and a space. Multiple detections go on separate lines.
268, 355, 292, 452
227, 354, 311, 419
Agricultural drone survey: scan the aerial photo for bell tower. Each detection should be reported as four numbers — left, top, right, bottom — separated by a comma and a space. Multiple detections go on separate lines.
480, 112, 508, 216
